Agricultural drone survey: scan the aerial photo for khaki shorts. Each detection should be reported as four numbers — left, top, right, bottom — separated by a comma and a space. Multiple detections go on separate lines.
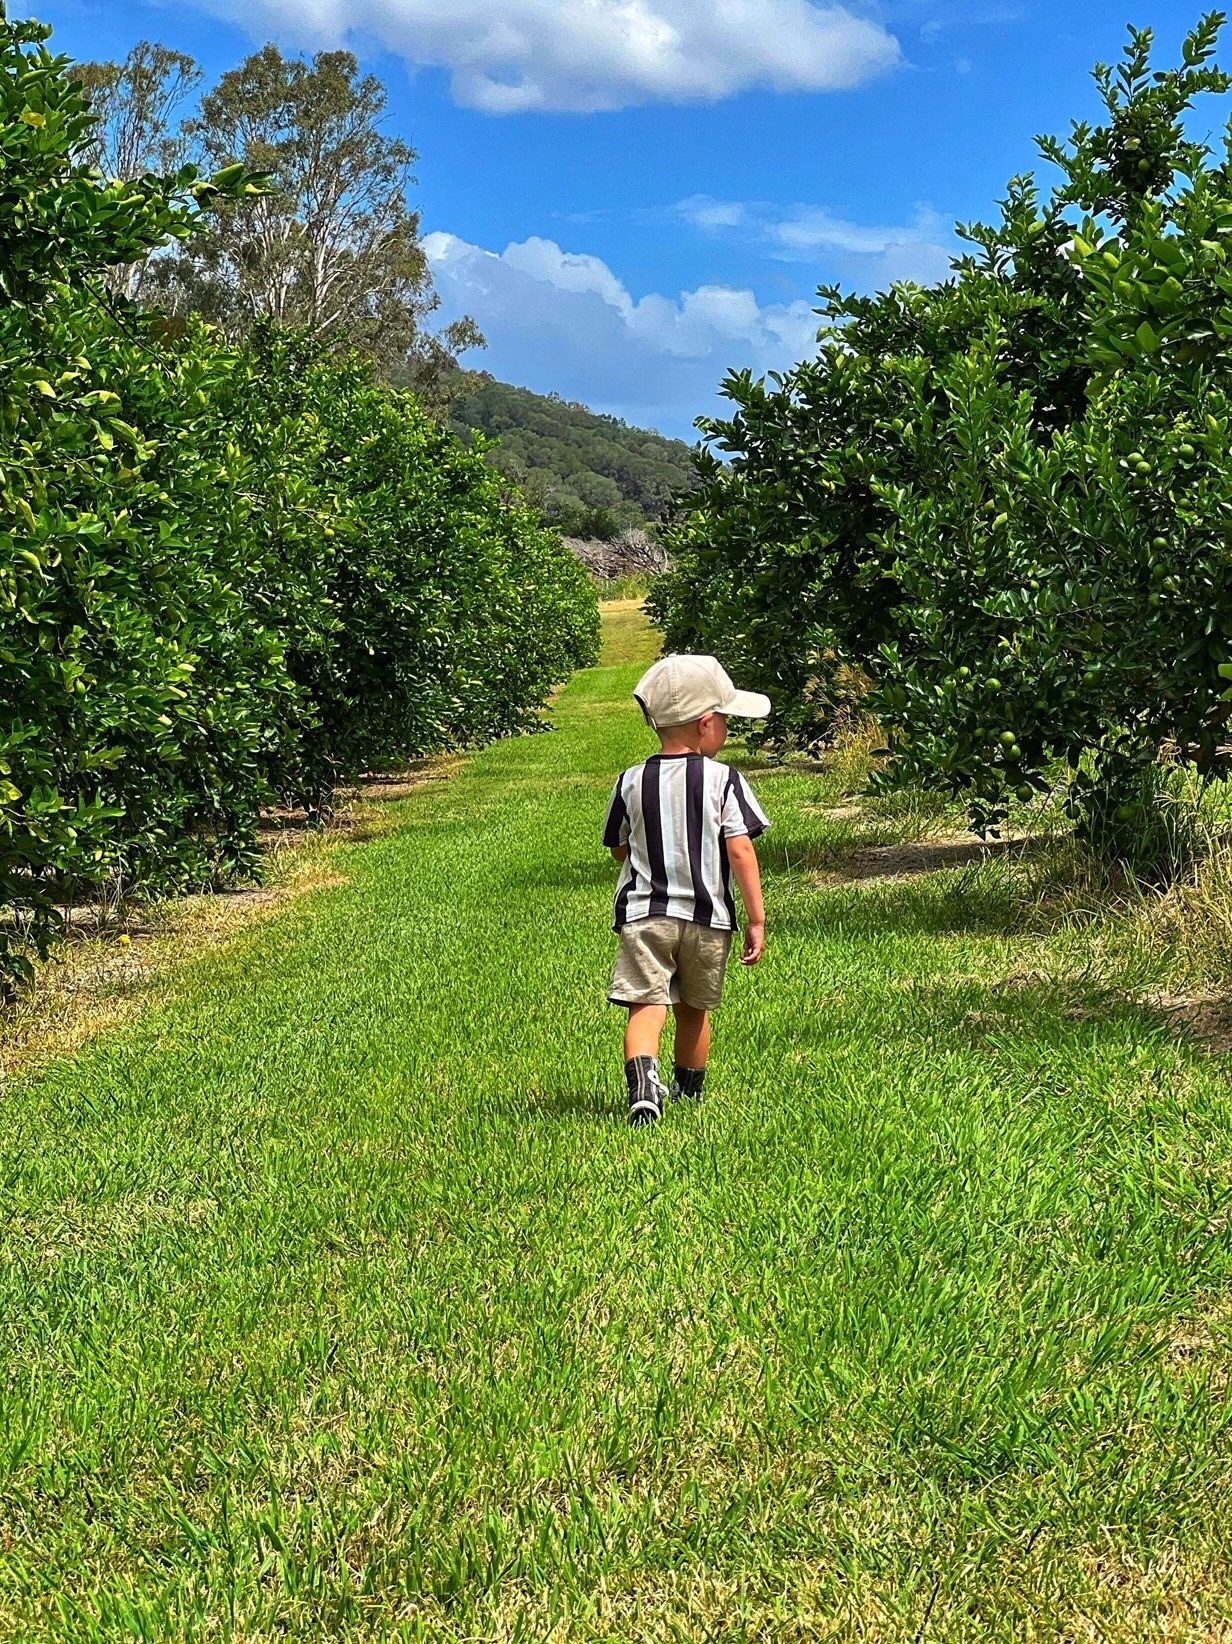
610, 917, 735, 1012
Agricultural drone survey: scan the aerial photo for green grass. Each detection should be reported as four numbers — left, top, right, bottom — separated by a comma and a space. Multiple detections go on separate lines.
3, 612, 1232, 1641
597, 598, 658, 668
592, 573, 656, 604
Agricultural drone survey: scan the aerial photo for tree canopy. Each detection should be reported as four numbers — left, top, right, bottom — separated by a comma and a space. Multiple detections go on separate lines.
651, 12, 1232, 866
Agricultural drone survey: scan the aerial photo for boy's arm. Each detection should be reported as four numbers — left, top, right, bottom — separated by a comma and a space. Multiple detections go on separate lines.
726, 835, 766, 965
603, 774, 631, 867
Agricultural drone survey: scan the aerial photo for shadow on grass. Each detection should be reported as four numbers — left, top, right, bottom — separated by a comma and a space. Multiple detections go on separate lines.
787, 961, 1215, 1074
792, 833, 1039, 882
525, 1082, 619, 1123
770, 873, 1028, 940
525, 858, 622, 893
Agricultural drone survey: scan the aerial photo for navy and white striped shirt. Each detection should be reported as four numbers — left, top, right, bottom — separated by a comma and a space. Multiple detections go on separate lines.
602, 754, 771, 932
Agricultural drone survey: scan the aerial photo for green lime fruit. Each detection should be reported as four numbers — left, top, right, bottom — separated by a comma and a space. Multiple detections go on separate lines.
1016, 784, 1033, 803
1136, 460, 1152, 476
1009, 744, 1023, 761
986, 677, 1002, 692
1180, 442, 1196, 458
1152, 536, 1168, 550
1000, 730, 1018, 747
1149, 591, 1162, 607
957, 666, 971, 679
1138, 157, 1152, 173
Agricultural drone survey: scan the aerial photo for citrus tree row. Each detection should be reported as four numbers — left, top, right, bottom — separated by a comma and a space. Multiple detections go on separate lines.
652, 13, 1232, 870
0, 14, 599, 993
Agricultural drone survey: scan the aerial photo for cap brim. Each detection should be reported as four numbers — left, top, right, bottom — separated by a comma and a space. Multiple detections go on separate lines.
719, 689, 772, 720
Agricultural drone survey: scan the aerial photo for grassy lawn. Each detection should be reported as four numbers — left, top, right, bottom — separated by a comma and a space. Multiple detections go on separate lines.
3, 604, 1232, 1641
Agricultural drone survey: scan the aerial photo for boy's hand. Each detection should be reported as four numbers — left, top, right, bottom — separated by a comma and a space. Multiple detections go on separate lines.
741, 921, 766, 966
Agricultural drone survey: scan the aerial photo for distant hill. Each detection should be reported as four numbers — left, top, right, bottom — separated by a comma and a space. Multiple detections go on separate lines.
446, 374, 699, 540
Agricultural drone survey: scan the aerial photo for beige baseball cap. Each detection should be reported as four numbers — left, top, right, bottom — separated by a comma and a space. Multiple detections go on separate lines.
634, 654, 772, 729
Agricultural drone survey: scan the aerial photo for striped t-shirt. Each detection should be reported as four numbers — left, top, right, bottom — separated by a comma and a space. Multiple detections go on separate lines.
602, 754, 771, 932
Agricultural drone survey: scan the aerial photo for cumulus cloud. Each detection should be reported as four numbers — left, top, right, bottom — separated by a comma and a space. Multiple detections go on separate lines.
675, 194, 958, 287
423, 232, 820, 437
205, 0, 901, 113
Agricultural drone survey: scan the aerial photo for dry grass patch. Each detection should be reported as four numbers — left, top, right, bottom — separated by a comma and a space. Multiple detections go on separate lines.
814, 833, 1030, 886
1066, 1548, 1232, 1643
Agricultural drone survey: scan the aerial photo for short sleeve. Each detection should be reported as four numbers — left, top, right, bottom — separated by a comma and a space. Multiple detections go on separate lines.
603, 775, 631, 848
720, 770, 771, 840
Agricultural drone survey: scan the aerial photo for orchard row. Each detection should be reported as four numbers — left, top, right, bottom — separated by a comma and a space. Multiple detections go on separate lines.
653, 16, 1232, 869
0, 16, 598, 992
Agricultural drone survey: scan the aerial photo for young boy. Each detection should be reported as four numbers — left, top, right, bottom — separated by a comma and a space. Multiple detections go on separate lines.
602, 653, 772, 1127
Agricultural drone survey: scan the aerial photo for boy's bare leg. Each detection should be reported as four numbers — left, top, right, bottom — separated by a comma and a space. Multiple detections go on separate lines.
672, 1003, 710, 1069
625, 1004, 669, 1061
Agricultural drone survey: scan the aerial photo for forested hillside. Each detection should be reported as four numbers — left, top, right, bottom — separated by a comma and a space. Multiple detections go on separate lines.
446, 374, 698, 539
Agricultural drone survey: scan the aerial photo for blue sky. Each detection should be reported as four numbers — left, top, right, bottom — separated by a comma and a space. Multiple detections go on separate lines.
25, 0, 1221, 438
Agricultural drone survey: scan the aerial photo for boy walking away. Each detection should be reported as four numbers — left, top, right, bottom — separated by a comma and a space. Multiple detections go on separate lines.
603, 654, 772, 1128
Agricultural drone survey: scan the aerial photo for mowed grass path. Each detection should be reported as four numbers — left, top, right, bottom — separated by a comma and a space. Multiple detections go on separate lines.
4, 606, 1232, 1641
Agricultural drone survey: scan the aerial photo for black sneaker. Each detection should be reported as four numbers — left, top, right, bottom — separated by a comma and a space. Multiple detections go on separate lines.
626, 1055, 669, 1127
672, 1065, 707, 1104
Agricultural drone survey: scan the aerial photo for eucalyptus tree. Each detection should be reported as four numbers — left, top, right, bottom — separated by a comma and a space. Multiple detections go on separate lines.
151, 44, 481, 382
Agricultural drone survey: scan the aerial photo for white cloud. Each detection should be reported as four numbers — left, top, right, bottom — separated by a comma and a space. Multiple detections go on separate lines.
423, 232, 820, 437
675, 194, 958, 287
206, 0, 901, 113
